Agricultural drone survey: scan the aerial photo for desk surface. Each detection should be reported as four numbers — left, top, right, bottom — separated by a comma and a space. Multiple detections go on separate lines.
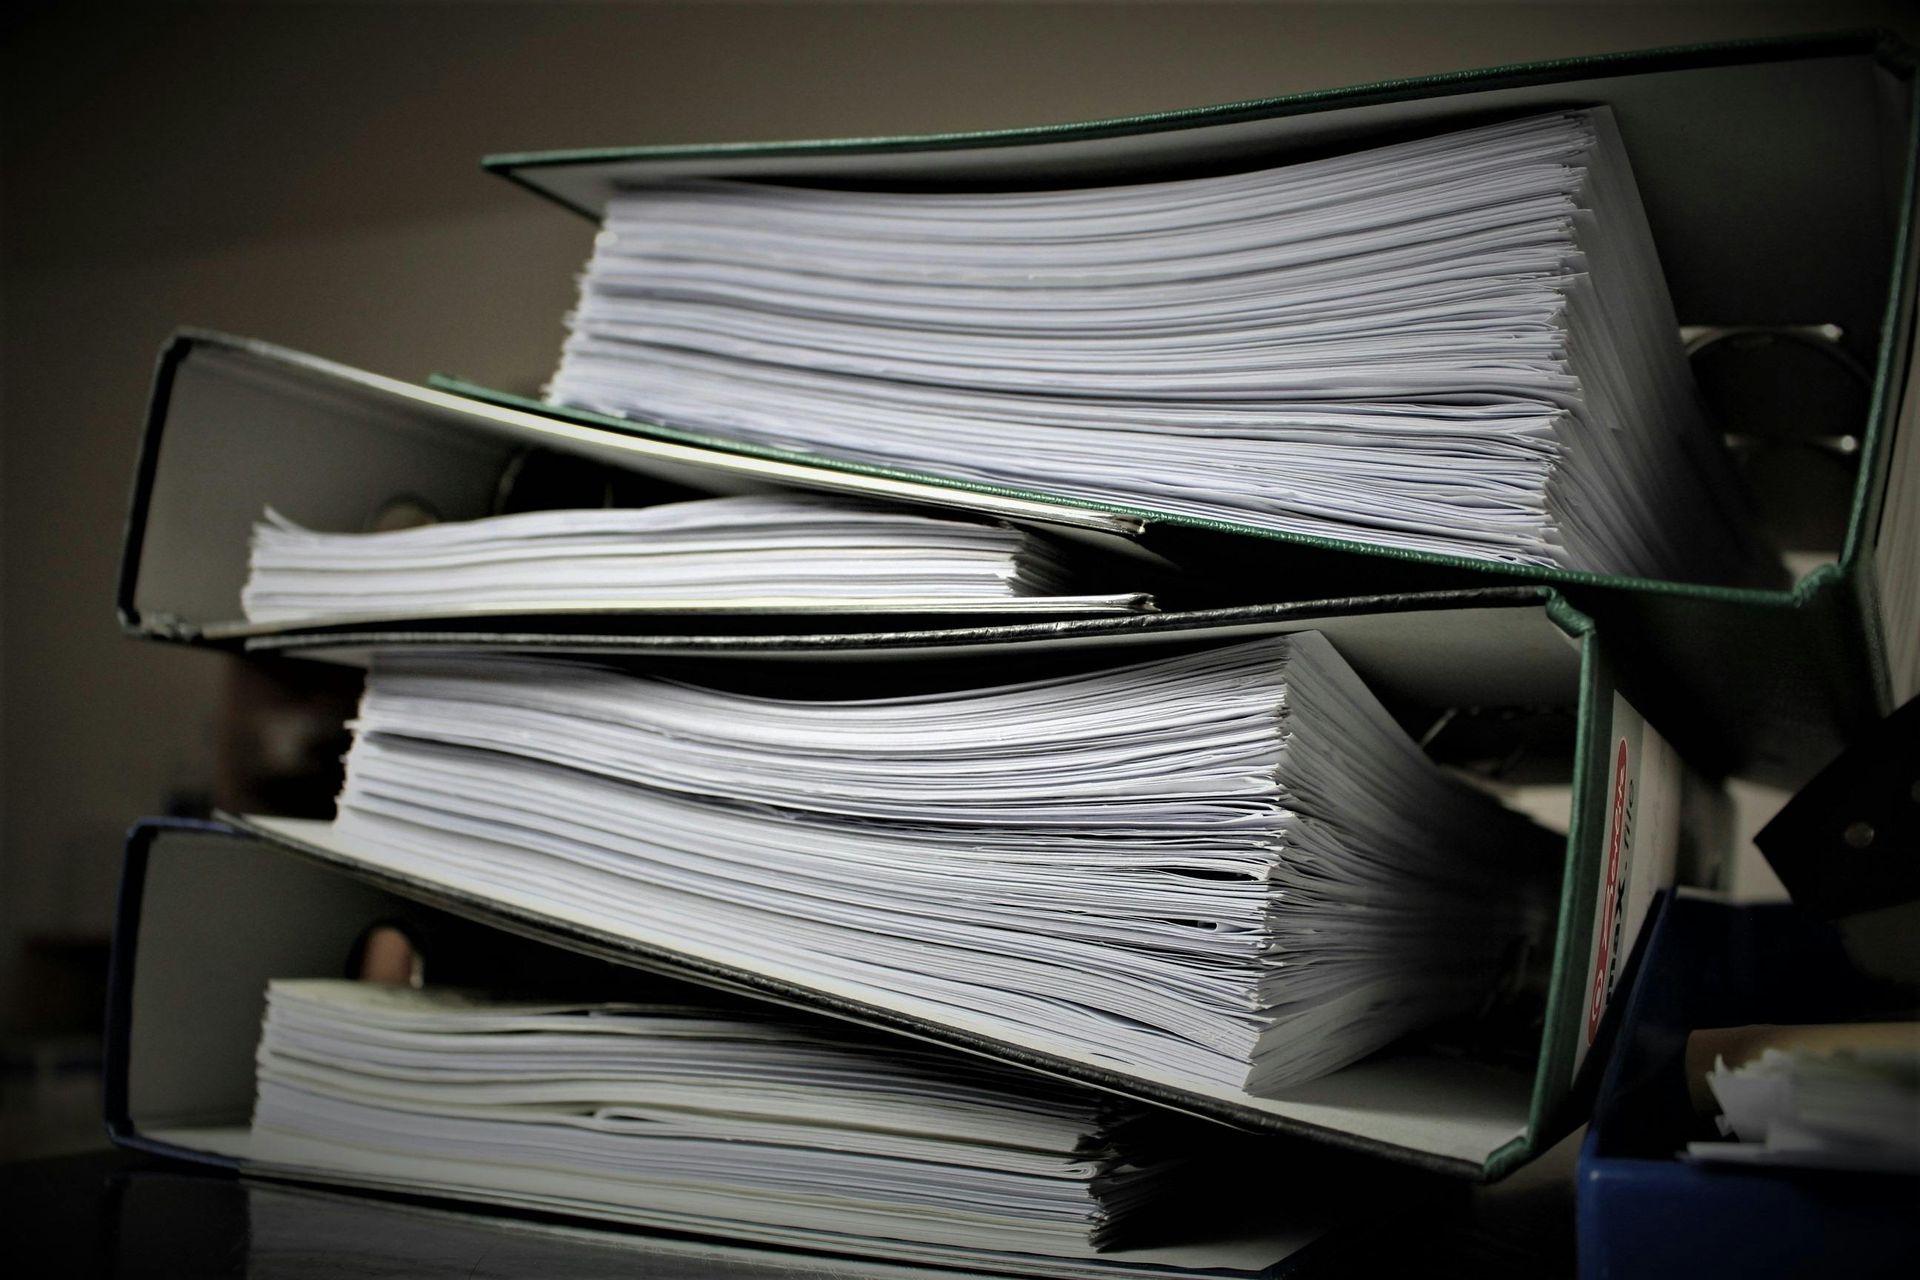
4, 1143, 1576, 1278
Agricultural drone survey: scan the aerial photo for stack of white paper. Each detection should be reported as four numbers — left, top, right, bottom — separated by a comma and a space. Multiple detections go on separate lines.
326, 633, 1560, 1098
548, 109, 1778, 586
239, 494, 1141, 625
1689, 1046, 1920, 1173
249, 980, 1320, 1276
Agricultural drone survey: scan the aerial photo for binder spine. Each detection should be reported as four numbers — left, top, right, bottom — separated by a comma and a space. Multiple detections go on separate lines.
116, 335, 201, 641
103, 817, 247, 1168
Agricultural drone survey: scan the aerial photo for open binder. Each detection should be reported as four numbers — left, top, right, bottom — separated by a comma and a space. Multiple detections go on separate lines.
106, 820, 1355, 1278
454, 32, 1918, 786
168, 591, 1711, 1180
116, 331, 1159, 647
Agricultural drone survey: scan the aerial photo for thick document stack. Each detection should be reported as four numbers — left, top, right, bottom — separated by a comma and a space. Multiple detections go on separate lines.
245, 979, 1301, 1276
549, 109, 1778, 587
240, 495, 1141, 625
328, 633, 1561, 1097
104, 31, 1920, 1274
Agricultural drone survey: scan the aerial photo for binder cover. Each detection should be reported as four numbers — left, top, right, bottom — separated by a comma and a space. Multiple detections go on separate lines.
185, 592, 1708, 1179
468, 32, 1920, 787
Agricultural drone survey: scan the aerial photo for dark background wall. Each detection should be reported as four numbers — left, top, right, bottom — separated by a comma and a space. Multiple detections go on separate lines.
4, 1, 1916, 1034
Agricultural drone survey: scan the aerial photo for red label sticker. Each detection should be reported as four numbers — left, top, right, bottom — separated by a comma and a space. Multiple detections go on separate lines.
1587, 738, 1630, 1044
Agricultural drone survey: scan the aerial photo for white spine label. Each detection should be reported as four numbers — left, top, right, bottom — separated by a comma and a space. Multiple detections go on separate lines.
1572, 693, 1680, 1079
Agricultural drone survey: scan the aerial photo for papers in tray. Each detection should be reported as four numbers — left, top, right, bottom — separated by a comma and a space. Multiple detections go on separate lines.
327, 632, 1561, 1101
239, 494, 1150, 627
549, 109, 1780, 587
1687, 1044, 1920, 1174
249, 979, 1324, 1276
